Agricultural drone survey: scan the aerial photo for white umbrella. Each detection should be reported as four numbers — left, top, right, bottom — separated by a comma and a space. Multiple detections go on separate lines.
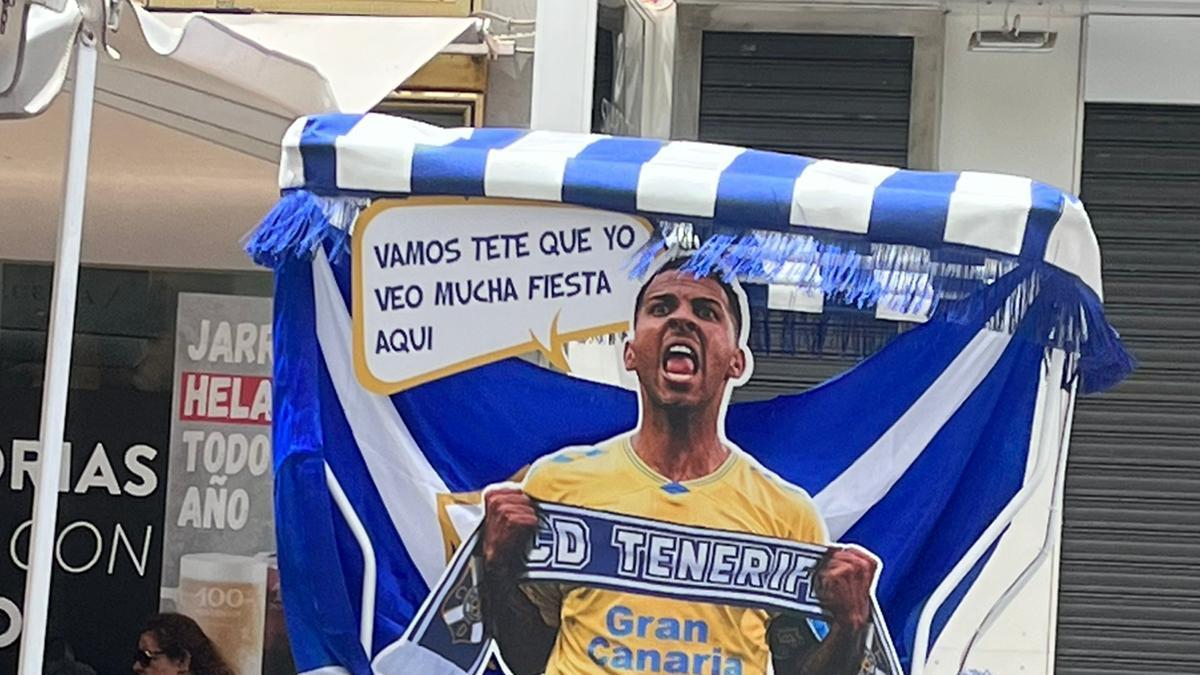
0, 2, 479, 672
4, 0, 482, 154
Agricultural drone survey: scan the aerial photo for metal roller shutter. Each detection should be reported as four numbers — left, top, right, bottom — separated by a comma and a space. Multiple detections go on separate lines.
698, 32, 913, 166
1055, 104, 1200, 674
695, 31, 914, 401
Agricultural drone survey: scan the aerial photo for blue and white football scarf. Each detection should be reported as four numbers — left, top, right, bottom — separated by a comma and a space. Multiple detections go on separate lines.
378, 502, 902, 675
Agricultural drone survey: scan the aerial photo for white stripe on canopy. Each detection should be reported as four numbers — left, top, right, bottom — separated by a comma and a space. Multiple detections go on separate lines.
790, 160, 899, 233
484, 131, 603, 201
815, 329, 1013, 538
637, 141, 744, 216
313, 249, 451, 586
944, 172, 1033, 256
333, 115, 471, 193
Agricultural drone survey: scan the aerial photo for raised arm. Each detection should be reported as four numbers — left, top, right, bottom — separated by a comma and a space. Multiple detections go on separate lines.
771, 546, 878, 675
481, 488, 558, 675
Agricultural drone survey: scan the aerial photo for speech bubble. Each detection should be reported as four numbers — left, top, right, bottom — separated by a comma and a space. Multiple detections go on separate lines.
352, 198, 653, 394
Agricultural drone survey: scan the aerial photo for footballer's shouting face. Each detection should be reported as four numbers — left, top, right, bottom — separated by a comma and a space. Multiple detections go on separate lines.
625, 270, 747, 411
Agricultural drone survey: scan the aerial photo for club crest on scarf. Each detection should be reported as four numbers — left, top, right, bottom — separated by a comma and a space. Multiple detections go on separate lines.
440, 556, 485, 645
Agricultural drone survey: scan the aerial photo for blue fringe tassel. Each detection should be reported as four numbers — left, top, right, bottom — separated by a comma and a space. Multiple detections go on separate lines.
626, 220, 707, 279
630, 229, 1135, 394
244, 190, 352, 268
246, 191, 1134, 394
1024, 271, 1136, 395
627, 237, 668, 280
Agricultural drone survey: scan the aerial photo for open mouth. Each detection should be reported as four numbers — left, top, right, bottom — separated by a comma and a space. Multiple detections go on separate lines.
662, 343, 699, 377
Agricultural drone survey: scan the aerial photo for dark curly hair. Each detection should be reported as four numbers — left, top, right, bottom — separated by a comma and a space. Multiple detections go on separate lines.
141, 613, 235, 675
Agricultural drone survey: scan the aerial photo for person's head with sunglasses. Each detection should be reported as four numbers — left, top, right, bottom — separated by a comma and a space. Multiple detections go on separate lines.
134, 613, 234, 675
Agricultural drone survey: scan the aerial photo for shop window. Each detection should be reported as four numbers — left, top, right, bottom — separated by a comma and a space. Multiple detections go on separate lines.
0, 263, 272, 675
0, 263, 271, 392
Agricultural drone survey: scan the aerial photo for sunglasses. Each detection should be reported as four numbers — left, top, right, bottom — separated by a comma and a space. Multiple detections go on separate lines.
134, 649, 167, 667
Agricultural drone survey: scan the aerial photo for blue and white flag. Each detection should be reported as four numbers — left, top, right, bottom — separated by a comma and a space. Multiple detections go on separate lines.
248, 113, 1133, 675
268, 248, 1068, 674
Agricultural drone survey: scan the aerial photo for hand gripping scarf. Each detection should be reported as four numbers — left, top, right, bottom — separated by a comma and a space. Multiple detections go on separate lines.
378, 502, 902, 675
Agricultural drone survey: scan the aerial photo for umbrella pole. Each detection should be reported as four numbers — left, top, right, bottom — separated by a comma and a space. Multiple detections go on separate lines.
17, 35, 98, 675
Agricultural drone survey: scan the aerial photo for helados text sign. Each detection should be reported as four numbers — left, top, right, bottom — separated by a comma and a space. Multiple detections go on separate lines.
353, 199, 653, 393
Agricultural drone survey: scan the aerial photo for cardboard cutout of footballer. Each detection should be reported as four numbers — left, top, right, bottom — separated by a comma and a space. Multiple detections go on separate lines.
390, 256, 902, 675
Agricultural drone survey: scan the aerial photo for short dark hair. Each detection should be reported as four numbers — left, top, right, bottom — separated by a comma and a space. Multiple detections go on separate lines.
633, 256, 744, 338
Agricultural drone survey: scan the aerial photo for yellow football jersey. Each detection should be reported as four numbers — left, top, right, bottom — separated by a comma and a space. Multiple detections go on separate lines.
521, 435, 828, 675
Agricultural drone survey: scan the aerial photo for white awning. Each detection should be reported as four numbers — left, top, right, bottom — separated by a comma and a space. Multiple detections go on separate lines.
0, 3, 477, 269
3, 1, 476, 158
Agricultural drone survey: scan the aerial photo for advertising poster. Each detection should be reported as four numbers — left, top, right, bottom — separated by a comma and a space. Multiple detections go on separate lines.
160, 293, 292, 675
265, 199, 936, 675
0, 389, 171, 675
351, 206, 902, 673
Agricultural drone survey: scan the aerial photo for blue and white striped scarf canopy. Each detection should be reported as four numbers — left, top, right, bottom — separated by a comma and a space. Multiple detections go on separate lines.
275, 113, 1100, 294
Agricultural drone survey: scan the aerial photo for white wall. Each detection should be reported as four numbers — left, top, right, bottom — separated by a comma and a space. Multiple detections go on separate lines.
631, 1, 676, 139
1085, 15, 1200, 104
530, 0, 598, 131
928, 12, 1086, 675
482, 0, 536, 127
938, 13, 1084, 192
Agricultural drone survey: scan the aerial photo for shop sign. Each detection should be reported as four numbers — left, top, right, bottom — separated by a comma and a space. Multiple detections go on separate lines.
0, 389, 171, 675
161, 293, 291, 675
